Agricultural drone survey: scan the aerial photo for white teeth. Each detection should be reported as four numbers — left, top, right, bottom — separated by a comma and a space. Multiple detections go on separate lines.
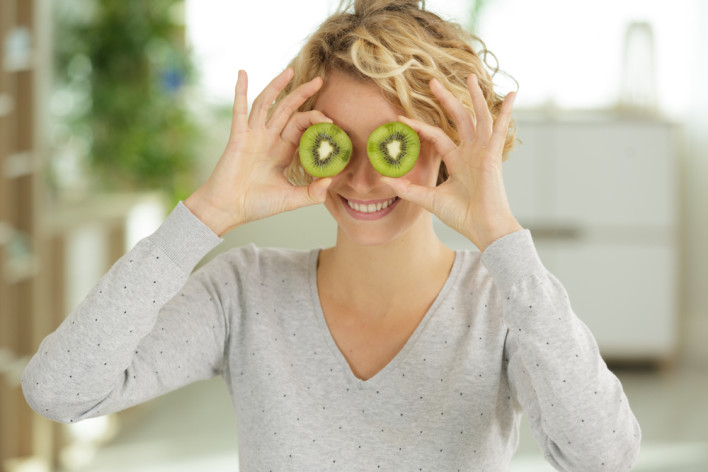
347, 197, 397, 213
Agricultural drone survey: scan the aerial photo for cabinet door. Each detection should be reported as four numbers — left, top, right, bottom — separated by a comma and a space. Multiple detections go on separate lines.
506, 117, 679, 361
537, 240, 678, 359
553, 121, 676, 228
504, 121, 557, 225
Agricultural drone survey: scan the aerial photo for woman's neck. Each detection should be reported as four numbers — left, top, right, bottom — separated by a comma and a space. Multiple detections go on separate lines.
317, 215, 456, 316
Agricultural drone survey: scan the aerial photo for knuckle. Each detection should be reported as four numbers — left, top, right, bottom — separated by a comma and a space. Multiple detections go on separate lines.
280, 103, 297, 119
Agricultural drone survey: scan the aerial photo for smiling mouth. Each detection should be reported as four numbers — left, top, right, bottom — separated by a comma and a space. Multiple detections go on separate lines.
344, 196, 399, 214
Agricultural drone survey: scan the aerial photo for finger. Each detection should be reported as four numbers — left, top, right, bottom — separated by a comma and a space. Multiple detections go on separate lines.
430, 78, 475, 142
380, 176, 437, 214
283, 177, 333, 210
232, 70, 249, 134
490, 91, 516, 153
280, 109, 333, 147
249, 68, 294, 127
397, 115, 456, 158
267, 76, 325, 132
468, 74, 493, 139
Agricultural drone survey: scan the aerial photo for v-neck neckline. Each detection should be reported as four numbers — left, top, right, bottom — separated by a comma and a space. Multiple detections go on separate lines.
307, 248, 464, 388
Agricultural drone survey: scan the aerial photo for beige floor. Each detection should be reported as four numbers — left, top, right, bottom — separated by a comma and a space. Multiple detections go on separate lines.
61, 365, 708, 472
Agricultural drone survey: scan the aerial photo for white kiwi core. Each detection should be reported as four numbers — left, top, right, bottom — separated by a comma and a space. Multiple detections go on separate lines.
317, 140, 335, 161
386, 140, 403, 161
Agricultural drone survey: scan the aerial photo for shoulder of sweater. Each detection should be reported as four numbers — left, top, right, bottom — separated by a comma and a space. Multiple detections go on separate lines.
198, 244, 315, 275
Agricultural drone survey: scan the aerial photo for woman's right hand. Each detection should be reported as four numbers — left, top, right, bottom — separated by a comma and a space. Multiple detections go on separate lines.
184, 68, 332, 236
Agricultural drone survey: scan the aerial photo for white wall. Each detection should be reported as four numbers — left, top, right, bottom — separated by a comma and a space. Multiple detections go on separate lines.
185, 0, 471, 105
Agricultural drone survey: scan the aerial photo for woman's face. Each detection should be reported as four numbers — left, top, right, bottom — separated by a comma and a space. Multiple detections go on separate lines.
313, 70, 442, 247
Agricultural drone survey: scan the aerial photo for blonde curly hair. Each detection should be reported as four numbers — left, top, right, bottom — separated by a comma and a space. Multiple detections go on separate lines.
278, 0, 516, 185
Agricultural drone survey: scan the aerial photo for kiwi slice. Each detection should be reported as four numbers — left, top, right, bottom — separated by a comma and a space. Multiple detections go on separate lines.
366, 121, 420, 177
299, 122, 353, 177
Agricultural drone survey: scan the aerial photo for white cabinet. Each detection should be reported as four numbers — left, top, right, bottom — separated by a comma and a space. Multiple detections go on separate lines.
504, 112, 679, 362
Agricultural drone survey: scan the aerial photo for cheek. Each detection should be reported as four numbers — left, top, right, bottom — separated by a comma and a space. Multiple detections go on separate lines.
325, 170, 348, 196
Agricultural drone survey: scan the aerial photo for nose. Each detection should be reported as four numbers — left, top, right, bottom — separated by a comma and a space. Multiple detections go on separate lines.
342, 147, 380, 194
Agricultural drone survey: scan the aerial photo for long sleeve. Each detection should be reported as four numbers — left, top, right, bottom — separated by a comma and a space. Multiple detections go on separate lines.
22, 202, 224, 423
481, 230, 641, 471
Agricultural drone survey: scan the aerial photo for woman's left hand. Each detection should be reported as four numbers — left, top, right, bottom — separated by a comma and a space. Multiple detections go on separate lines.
381, 74, 522, 252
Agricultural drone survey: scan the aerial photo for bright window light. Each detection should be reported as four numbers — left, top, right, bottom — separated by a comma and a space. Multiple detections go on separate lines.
478, 0, 700, 116
185, 0, 701, 117
185, 0, 471, 104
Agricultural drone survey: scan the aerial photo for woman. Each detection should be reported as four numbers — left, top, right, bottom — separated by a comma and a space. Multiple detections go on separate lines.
23, 0, 641, 470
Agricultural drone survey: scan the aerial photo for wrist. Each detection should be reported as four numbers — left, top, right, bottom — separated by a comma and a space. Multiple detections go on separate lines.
471, 218, 524, 253
184, 190, 240, 237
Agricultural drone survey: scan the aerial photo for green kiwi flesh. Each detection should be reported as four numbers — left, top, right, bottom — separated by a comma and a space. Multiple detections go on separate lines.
366, 121, 420, 177
299, 122, 353, 177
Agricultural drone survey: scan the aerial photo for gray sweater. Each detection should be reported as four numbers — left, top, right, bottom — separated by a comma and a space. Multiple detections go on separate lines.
22, 202, 641, 471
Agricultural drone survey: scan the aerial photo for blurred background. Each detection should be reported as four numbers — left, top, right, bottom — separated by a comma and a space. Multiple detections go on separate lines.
1, 0, 707, 471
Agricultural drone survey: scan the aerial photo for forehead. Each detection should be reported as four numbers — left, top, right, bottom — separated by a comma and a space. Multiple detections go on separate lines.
313, 71, 400, 136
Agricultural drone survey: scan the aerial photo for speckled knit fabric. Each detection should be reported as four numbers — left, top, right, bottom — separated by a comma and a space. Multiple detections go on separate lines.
23, 202, 640, 471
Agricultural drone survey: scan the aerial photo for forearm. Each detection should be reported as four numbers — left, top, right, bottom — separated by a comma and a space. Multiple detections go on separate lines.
22, 203, 223, 423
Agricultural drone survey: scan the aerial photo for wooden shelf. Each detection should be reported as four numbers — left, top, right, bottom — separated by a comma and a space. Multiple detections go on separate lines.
4, 253, 38, 284
0, 347, 14, 373
0, 221, 12, 246
0, 93, 13, 117
4, 151, 35, 179
1, 0, 55, 469
0, 348, 29, 387
3, 26, 34, 72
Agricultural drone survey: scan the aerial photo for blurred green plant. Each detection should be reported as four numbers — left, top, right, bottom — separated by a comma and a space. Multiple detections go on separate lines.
54, 0, 201, 202
468, 0, 490, 31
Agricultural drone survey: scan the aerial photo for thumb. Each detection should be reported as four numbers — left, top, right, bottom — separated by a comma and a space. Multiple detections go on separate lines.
380, 176, 436, 213
285, 177, 332, 211
307, 177, 332, 204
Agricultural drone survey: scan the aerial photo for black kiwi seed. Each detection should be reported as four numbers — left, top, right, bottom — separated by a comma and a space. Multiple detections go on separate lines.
366, 121, 420, 177
299, 123, 353, 177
